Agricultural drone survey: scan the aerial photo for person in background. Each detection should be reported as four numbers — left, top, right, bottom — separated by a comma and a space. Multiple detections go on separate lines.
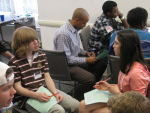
0, 42, 13, 59
79, 30, 150, 113
107, 91, 150, 113
54, 8, 107, 101
0, 61, 16, 108
89, 0, 129, 64
109, 7, 150, 58
9, 26, 79, 113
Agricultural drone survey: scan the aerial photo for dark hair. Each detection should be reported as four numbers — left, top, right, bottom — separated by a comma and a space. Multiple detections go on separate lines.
117, 30, 147, 74
102, 1, 117, 14
127, 7, 148, 29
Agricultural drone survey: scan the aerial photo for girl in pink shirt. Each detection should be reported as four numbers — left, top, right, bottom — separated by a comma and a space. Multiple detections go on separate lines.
79, 30, 150, 113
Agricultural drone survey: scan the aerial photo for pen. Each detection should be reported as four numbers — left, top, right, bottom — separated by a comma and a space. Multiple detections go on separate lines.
102, 77, 111, 82
91, 48, 93, 56
49, 92, 59, 98
96, 77, 111, 85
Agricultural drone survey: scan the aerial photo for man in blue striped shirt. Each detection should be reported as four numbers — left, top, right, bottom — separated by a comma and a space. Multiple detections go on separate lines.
54, 8, 107, 101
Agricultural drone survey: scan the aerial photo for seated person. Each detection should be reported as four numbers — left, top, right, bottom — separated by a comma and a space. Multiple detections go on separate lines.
0, 42, 13, 59
54, 8, 107, 101
0, 61, 16, 108
108, 91, 150, 113
79, 30, 150, 113
109, 7, 150, 58
89, 1, 129, 59
8, 26, 79, 113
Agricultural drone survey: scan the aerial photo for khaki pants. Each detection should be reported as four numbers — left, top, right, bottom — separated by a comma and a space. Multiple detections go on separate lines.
26, 89, 79, 113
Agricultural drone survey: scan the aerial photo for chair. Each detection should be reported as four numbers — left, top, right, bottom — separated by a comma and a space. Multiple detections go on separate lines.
145, 58, 150, 99
109, 56, 150, 84
40, 49, 76, 97
145, 58, 150, 68
12, 105, 28, 113
79, 25, 91, 51
108, 55, 120, 84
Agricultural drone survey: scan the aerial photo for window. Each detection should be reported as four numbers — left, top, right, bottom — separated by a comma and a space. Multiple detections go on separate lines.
0, 0, 11, 12
0, 0, 39, 27
13, 0, 38, 16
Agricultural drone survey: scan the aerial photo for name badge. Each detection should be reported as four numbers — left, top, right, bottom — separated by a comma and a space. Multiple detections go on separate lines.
105, 26, 113, 33
34, 71, 42, 79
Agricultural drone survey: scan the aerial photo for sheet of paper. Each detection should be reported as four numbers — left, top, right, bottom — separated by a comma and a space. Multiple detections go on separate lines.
27, 86, 58, 113
84, 89, 114, 105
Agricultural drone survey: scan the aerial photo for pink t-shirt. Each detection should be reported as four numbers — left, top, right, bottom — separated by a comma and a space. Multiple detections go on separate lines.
118, 62, 150, 96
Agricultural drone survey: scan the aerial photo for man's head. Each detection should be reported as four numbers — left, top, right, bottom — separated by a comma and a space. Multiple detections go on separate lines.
127, 7, 148, 29
0, 62, 16, 107
102, 1, 118, 18
108, 91, 150, 113
70, 8, 89, 30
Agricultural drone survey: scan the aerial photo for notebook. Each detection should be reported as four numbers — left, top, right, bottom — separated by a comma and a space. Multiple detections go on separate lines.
84, 89, 114, 105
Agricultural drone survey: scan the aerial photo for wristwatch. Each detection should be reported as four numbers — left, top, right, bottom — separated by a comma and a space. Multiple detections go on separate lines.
119, 14, 125, 20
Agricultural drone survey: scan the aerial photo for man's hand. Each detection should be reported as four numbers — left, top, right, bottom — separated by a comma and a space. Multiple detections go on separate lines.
86, 57, 98, 63
87, 52, 96, 57
117, 10, 123, 18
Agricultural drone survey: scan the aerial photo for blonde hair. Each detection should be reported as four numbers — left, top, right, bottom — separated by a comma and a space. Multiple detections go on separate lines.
108, 91, 150, 113
12, 26, 39, 58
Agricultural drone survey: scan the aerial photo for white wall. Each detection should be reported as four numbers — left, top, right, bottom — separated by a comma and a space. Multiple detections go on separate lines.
37, 0, 150, 50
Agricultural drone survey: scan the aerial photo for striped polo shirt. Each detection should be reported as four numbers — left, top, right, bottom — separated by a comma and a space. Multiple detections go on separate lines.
8, 51, 49, 109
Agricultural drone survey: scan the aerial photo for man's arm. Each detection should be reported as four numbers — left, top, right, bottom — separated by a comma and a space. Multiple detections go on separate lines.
118, 10, 129, 28
1, 51, 13, 59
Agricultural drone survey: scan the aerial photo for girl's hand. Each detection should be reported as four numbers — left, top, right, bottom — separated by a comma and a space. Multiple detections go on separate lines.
108, 84, 121, 95
94, 81, 110, 91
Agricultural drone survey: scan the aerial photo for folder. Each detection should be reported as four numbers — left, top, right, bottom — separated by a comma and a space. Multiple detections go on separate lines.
84, 89, 114, 105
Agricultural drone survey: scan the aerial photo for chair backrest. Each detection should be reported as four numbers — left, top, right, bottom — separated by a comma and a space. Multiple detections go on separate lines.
145, 58, 150, 68
145, 58, 150, 99
40, 49, 72, 81
79, 25, 91, 51
108, 55, 120, 84
146, 83, 150, 99
109, 56, 150, 96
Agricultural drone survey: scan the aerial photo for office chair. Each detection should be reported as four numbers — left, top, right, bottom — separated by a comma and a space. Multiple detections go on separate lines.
40, 49, 76, 97
79, 25, 91, 51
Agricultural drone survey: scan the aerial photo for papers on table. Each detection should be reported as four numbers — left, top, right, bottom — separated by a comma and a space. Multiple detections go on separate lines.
27, 86, 58, 113
84, 89, 114, 105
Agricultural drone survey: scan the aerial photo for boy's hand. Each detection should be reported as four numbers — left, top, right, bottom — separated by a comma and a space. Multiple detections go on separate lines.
36, 92, 50, 102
